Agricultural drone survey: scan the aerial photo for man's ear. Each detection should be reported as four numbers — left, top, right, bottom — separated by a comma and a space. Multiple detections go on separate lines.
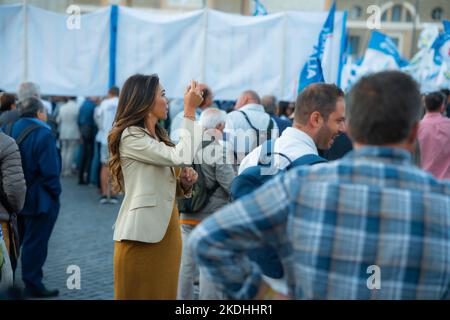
309, 111, 323, 128
216, 122, 225, 132
37, 110, 47, 122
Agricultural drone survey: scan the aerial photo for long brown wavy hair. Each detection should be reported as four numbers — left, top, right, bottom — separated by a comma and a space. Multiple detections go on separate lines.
108, 74, 175, 193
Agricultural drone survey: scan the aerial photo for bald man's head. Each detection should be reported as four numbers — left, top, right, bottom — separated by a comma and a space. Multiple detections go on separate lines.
235, 90, 261, 109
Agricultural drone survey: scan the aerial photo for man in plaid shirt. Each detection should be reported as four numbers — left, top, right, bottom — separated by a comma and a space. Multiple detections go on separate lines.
189, 71, 450, 300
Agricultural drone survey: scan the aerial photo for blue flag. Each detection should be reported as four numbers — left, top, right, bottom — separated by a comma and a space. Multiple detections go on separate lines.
252, 0, 268, 16
367, 31, 409, 67
431, 31, 450, 65
444, 20, 450, 33
298, 2, 336, 93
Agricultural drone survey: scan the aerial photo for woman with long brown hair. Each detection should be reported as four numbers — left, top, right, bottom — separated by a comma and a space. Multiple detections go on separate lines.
108, 74, 204, 299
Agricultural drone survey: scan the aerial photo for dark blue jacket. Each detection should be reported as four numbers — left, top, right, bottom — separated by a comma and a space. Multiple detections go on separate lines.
270, 115, 292, 135
10, 118, 61, 216
78, 99, 97, 127
319, 133, 353, 161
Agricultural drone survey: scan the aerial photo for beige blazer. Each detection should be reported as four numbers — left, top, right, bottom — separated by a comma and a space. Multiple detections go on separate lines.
113, 118, 203, 243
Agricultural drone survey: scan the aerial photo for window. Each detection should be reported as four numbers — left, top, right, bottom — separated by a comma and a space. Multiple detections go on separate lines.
351, 6, 362, 19
431, 7, 443, 21
381, 11, 387, 22
392, 5, 402, 22
406, 10, 413, 22
349, 36, 360, 56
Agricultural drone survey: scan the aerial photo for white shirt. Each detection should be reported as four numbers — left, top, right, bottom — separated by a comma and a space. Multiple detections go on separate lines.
95, 97, 119, 145
238, 126, 316, 295
224, 104, 279, 156
55, 100, 80, 140
238, 127, 318, 174
41, 99, 53, 116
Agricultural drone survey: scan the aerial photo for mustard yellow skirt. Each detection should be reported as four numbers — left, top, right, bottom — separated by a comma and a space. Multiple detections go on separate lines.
114, 204, 182, 300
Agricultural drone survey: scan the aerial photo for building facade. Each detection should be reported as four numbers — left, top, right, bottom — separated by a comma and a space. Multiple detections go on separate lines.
337, 0, 450, 59
0, 0, 325, 14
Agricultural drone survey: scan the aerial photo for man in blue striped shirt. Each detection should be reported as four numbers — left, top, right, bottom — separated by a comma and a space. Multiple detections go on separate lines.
189, 71, 450, 300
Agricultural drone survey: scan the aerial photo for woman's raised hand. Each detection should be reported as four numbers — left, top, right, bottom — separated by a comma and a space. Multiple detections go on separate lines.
184, 80, 203, 118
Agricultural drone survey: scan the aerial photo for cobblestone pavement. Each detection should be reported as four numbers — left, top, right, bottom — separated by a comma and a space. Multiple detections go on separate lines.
16, 176, 121, 300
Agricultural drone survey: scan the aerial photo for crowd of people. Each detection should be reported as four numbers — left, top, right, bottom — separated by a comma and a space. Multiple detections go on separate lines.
0, 70, 449, 300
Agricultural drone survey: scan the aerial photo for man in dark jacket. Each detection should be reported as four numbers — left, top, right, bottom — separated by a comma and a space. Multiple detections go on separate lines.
77, 97, 98, 185
0, 131, 26, 272
7, 97, 61, 298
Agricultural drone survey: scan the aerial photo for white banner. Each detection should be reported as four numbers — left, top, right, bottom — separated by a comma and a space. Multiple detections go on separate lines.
204, 10, 285, 100
27, 5, 111, 96
0, 5, 346, 100
115, 7, 205, 98
0, 5, 24, 92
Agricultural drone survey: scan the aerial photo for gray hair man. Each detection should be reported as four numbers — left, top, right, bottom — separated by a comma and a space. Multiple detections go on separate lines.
177, 108, 235, 300
17, 82, 52, 115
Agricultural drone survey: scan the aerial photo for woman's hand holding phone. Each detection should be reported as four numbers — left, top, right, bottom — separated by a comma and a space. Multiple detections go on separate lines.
184, 80, 203, 119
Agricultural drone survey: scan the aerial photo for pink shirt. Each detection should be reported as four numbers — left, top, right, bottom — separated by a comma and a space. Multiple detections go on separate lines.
418, 112, 450, 180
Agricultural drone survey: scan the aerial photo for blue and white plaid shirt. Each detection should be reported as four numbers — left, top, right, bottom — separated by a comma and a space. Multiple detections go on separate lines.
189, 146, 450, 300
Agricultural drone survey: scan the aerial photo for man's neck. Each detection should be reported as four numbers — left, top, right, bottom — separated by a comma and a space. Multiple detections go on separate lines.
204, 128, 222, 141
292, 122, 316, 142
426, 111, 442, 116
237, 102, 259, 110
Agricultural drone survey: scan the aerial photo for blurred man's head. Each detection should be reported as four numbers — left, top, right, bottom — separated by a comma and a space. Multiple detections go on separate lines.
200, 108, 227, 133
261, 95, 277, 115
347, 71, 421, 152
18, 97, 47, 122
198, 84, 214, 110
108, 86, 120, 98
294, 83, 346, 150
424, 91, 445, 113
235, 90, 260, 109
18, 82, 41, 102
0, 93, 17, 112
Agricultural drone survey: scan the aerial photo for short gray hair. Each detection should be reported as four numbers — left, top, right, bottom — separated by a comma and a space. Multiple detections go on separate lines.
199, 108, 226, 130
242, 90, 260, 104
18, 97, 46, 118
18, 82, 41, 101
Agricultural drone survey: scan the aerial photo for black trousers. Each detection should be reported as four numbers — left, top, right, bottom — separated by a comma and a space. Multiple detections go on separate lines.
79, 137, 95, 184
